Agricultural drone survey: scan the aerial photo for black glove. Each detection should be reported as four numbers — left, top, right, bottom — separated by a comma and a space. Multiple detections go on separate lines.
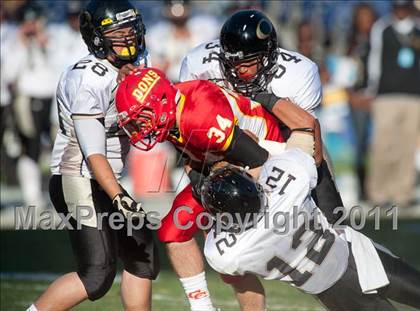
188, 168, 207, 202
112, 189, 144, 218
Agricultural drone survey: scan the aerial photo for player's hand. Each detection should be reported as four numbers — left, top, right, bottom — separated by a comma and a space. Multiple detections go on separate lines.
112, 190, 145, 218
117, 63, 144, 83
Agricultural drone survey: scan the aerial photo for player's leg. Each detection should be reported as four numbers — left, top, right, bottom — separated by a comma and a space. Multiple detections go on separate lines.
117, 216, 159, 311
29, 175, 118, 310
221, 274, 265, 311
388, 96, 419, 206
29, 273, 87, 311
367, 96, 396, 205
376, 246, 420, 309
316, 250, 397, 311
158, 184, 216, 311
120, 271, 152, 311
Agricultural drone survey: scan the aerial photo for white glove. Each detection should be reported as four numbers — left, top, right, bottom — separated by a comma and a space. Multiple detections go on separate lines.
112, 192, 144, 218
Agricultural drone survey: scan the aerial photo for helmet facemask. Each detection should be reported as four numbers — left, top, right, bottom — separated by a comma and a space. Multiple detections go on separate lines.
117, 106, 159, 151
100, 16, 145, 66
218, 10, 280, 98
117, 93, 178, 151
100, 16, 145, 63
219, 48, 279, 99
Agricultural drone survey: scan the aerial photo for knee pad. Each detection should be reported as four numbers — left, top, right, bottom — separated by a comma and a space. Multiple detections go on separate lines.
78, 264, 117, 301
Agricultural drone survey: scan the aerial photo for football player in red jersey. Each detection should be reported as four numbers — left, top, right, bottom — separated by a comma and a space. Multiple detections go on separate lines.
116, 68, 308, 310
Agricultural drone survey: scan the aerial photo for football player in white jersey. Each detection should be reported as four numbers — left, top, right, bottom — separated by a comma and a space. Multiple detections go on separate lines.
177, 9, 346, 309
180, 9, 344, 225
201, 145, 420, 311
26, 1, 159, 311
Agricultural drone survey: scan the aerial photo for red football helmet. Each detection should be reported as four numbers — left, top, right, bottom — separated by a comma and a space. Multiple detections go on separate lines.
116, 68, 179, 150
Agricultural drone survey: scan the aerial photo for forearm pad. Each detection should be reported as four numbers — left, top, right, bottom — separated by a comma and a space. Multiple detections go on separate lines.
224, 126, 269, 168
286, 131, 315, 156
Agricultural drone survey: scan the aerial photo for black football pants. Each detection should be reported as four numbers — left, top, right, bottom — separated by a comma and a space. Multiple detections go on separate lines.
316, 246, 420, 310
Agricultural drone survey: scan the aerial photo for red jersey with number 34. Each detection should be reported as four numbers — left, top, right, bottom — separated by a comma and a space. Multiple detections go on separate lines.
167, 80, 284, 162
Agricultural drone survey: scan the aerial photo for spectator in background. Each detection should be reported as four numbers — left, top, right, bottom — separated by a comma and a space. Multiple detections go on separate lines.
0, 6, 17, 146
7, 2, 56, 210
147, 0, 219, 81
347, 4, 377, 201
48, 1, 89, 133
49, 1, 89, 76
367, 0, 420, 208
297, 20, 324, 65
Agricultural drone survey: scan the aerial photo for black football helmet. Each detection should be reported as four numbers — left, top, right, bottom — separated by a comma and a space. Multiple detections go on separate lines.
201, 165, 266, 230
219, 10, 279, 98
79, 0, 146, 67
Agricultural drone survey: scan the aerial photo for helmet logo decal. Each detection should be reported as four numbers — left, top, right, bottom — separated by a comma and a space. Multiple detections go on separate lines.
93, 36, 101, 46
116, 9, 136, 21
101, 18, 113, 26
256, 19, 271, 40
79, 11, 91, 27
225, 51, 244, 59
131, 70, 161, 103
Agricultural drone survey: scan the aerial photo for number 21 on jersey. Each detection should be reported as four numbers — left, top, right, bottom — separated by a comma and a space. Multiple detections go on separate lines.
207, 114, 233, 144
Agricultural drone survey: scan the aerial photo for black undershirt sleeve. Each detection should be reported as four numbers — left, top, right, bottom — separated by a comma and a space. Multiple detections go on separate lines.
224, 126, 269, 168
254, 91, 280, 112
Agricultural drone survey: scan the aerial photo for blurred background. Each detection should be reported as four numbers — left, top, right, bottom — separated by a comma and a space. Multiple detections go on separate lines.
1, 1, 419, 310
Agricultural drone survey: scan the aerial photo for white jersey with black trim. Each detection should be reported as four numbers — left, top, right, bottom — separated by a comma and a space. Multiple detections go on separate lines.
180, 40, 321, 115
50, 53, 149, 179
204, 149, 349, 294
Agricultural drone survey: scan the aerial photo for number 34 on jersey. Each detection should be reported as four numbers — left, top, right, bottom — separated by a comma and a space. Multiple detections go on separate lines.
207, 114, 234, 145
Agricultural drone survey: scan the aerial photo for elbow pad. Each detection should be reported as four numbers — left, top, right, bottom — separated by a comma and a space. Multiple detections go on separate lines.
224, 126, 269, 168
254, 92, 280, 112
73, 117, 106, 158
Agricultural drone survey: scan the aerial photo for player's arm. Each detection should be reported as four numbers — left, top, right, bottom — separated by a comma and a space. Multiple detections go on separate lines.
72, 116, 121, 198
255, 61, 323, 166
184, 160, 209, 201
224, 126, 269, 168
193, 90, 269, 168
255, 94, 322, 165
73, 115, 141, 216
71, 82, 140, 216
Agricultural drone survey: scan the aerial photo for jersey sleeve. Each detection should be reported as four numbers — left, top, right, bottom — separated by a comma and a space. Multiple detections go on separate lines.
179, 55, 198, 82
66, 68, 109, 119
178, 40, 222, 82
70, 84, 103, 118
183, 83, 236, 152
271, 56, 322, 116
295, 62, 322, 115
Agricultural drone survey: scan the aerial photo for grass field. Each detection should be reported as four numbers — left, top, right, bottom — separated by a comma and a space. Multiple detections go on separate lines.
1, 271, 324, 311
1, 219, 420, 310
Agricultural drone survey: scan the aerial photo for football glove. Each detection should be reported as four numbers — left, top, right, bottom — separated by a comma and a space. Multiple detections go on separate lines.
112, 189, 145, 218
